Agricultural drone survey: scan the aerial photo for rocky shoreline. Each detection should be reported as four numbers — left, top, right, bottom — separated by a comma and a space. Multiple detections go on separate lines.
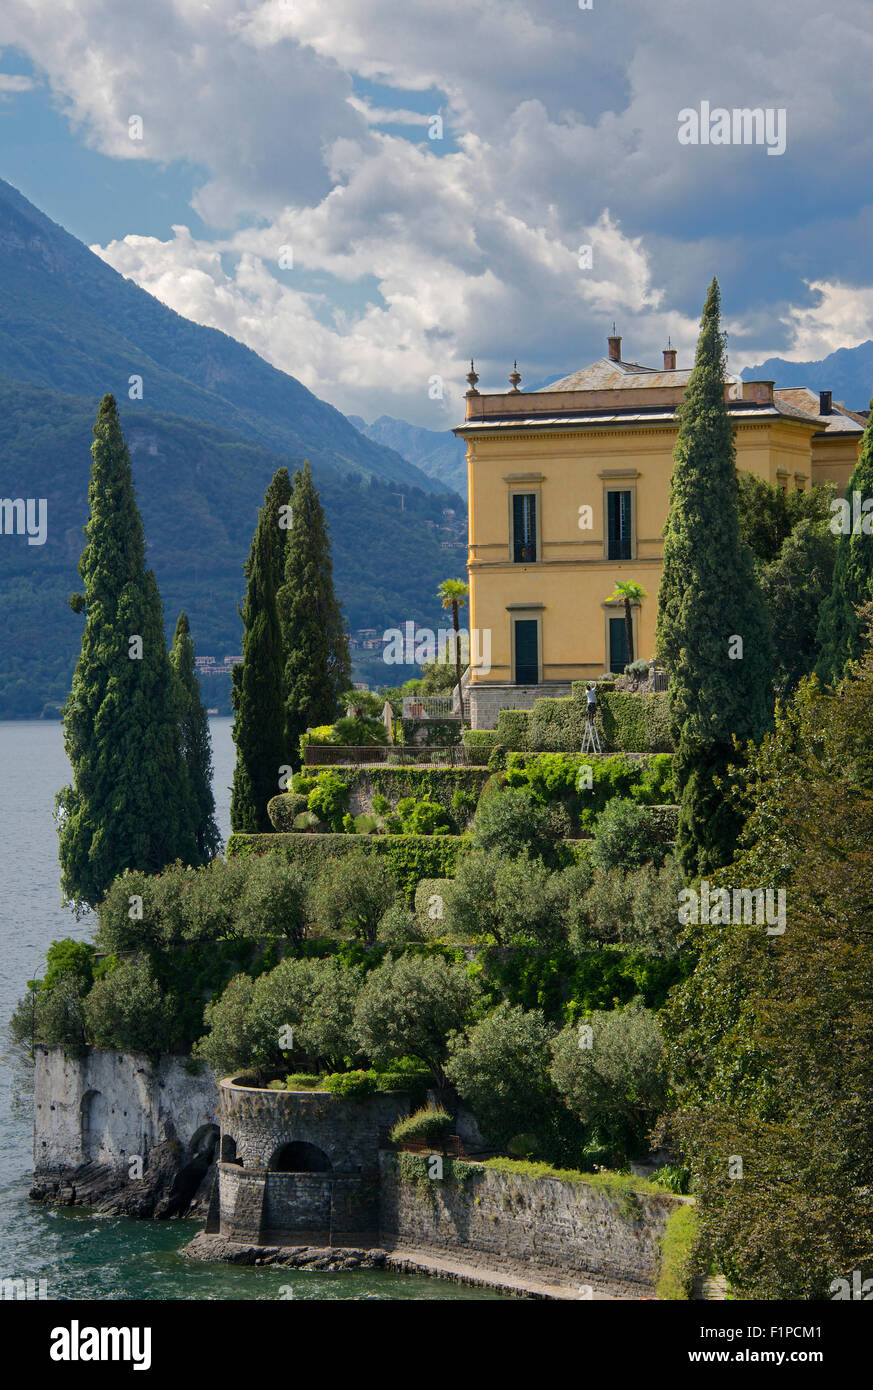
30, 1142, 215, 1220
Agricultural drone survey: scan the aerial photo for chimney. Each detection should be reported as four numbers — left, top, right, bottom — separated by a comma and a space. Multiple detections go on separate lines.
819, 390, 833, 415
663, 338, 677, 371
607, 324, 622, 362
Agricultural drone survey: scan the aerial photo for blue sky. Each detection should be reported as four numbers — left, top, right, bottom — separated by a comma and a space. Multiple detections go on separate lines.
2, 1, 872, 427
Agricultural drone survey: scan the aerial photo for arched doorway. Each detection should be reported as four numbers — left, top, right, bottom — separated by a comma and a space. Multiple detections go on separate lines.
80, 1090, 107, 1162
268, 1141, 332, 1173
190, 1124, 219, 1163
220, 1134, 241, 1165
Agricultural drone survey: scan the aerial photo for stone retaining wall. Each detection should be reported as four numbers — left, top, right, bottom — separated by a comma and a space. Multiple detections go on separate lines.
379, 1155, 684, 1290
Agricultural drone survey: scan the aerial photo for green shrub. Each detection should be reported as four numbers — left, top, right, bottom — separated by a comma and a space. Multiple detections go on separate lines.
311, 854, 397, 945
657, 1205, 699, 1300
332, 715, 389, 747
83, 955, 177, 1057
527, 696, 588, 752
448, 849, 569, 948
471, 785, 555, 860
236, 852, 313, 945
372, 793, 391, 815
322, 1069, 378, 1097
267, 792, 309, 831
550, 998, 666, 1164
307, 772, 350, 832
590, 799, 666, 871
397, 795, 451, 836
377, 901, 424, 945
446, 1002, 556, 1148
414, 878, 457, 932
487, 743, 508, 771
496, 709, 531, 751
390, 1105, 454, 1144
284, 1073, 322, 1089
293, 810, 322, 832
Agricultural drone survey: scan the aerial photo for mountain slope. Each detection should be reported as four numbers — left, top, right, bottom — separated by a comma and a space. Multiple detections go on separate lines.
742, 340, 873, 412
0, 177, 448, 496
0, 375, 460, 718
348, 413, 468, 497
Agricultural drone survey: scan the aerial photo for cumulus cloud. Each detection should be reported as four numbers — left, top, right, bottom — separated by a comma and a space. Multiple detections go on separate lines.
5, 0, 873, 420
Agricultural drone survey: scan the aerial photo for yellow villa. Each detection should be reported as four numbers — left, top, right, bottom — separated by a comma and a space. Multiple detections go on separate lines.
454, 332, 865, 729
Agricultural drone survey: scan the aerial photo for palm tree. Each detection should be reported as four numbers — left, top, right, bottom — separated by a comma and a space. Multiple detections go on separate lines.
437, 578, 469, 724
606, 581, 647, 667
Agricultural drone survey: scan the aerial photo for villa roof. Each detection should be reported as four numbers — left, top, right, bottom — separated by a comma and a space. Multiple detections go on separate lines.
773, 387, 866, 434
537, 357, 693, 392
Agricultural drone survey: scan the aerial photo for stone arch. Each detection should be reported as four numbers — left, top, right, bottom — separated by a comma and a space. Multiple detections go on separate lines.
80, 1089, 107, 1162
220, 1134, 240, 1165
269, 1140, 332, 1173
190, 1123, 219, 1162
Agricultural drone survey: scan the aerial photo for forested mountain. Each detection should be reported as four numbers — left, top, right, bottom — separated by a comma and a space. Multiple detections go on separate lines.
0, 180, 464, 717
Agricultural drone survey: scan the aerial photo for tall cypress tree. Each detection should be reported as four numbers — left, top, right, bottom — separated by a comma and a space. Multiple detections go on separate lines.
656, 279, 773, 877
57, 395, 196, 909
230, 468, 292, 832
815, 419, 873, 684
278, 460, 351, 769
170, 611, 221, 860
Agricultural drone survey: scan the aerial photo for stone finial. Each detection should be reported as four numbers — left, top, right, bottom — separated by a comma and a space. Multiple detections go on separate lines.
465, 359, 480, 396
508, 360, 522, 393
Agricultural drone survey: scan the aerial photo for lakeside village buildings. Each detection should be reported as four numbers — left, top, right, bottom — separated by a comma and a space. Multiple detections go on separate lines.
451, 332, 865, 730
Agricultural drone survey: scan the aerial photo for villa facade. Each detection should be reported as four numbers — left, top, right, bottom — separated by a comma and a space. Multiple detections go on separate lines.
454, 333, 865, 729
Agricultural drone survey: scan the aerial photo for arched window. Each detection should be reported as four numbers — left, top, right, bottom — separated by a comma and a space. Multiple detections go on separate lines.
268, 1141, 332, 1173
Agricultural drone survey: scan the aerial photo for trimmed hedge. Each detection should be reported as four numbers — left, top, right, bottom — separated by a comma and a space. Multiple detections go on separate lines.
496, 708, 531, 751
599, 692, 672, 754
526, 690, 673, 754
227, 832, 470, 902
461, 729, 501, 764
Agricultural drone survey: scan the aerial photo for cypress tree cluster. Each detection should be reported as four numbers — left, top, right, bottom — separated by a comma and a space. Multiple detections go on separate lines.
170, 611, 221, 861
58, 396, 206, 909
656, 279, 773, 877
230, 461, 350, 831
230, 468, 292, 833
815, 416, 873, 684
278, 460, 351, 766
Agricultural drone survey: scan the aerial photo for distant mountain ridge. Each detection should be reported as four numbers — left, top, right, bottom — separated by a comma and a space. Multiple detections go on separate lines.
742, 339, 873, 412
348, 413, 468, 497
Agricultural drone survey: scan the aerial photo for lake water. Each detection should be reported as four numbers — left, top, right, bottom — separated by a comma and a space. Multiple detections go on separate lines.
0, 718, 501, 1300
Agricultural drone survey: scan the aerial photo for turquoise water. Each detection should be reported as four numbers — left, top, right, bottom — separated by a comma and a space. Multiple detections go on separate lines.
0, 718, 503, 1301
